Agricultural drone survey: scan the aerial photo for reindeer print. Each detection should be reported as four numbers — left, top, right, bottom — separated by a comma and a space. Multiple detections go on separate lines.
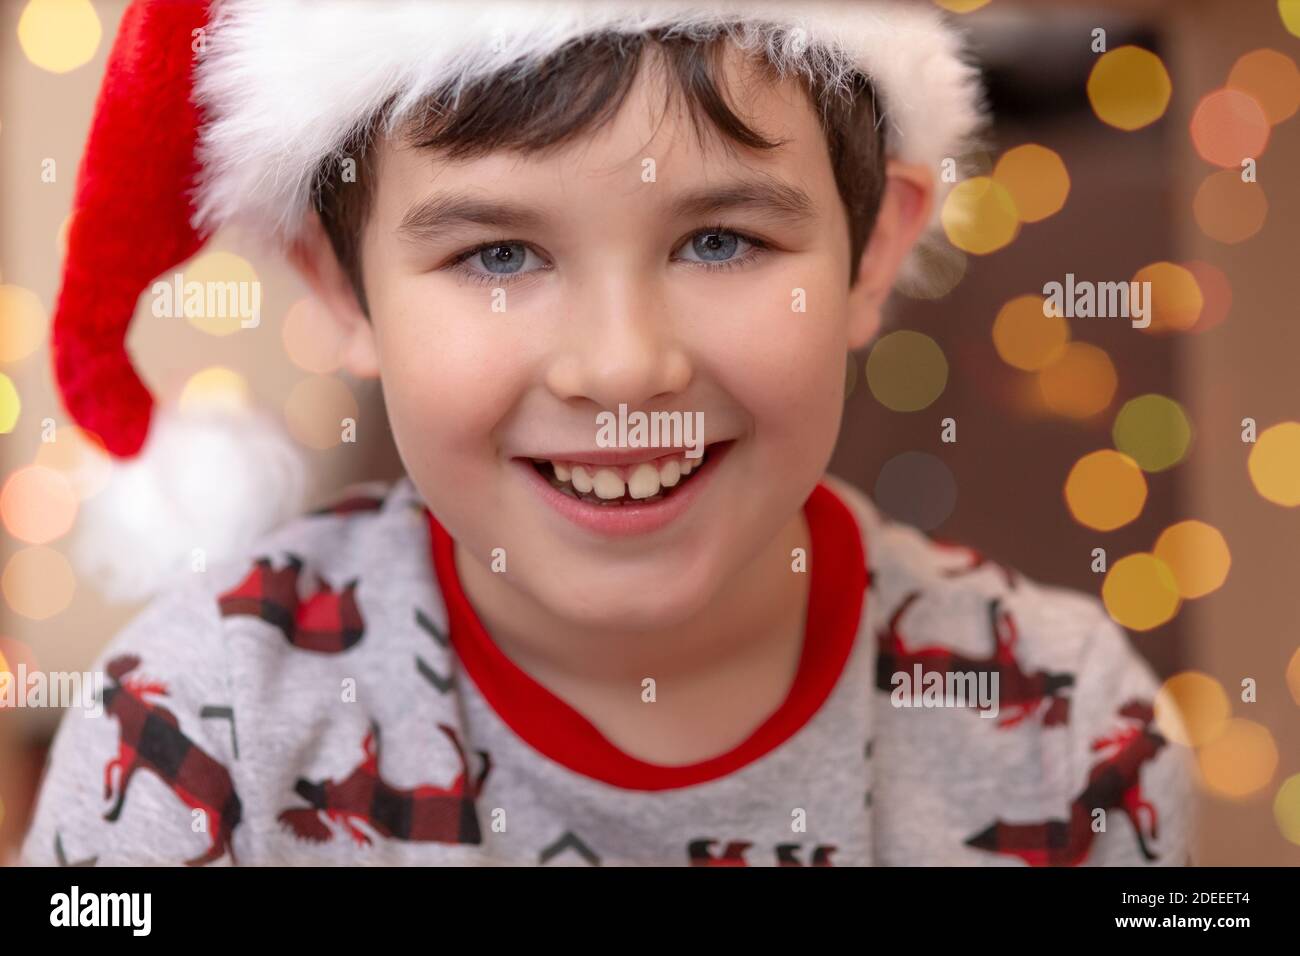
218, 555, 364, 653
101, 655, 241, 866
875, 592, 1074, 728
965, 700, 1167, 865
278, 722, 491, 847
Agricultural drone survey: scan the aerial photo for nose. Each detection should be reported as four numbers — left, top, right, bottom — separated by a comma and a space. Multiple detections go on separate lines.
545, 270, 692, 410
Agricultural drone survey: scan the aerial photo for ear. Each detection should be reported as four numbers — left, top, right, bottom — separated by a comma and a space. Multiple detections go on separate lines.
285, 209, 380, 379
845, 160, 935, 350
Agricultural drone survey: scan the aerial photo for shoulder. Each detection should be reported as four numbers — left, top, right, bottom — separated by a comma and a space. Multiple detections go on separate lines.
823, 475, 1197, 866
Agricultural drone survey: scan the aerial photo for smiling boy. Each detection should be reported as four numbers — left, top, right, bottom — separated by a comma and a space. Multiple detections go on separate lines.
23, 0, 1194, 866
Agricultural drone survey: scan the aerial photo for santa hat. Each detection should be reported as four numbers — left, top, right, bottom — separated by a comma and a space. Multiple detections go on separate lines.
53, 0, 985, 601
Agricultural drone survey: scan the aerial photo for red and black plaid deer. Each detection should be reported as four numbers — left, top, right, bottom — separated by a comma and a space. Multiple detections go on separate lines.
278, 722, 491, 847
875, 592, 1074, 728
101, 655, 242, 866
965, 699, 1166, 865
218, 554, 364, 653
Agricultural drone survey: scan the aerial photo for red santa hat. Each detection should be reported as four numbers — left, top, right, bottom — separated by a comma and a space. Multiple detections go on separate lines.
54, 0, 985, 601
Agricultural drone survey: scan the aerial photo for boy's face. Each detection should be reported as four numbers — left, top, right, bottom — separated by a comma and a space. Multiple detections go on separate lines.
314, 45, 930, 631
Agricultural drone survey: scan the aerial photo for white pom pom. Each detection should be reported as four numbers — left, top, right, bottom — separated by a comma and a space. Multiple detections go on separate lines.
73, 405, 309, 603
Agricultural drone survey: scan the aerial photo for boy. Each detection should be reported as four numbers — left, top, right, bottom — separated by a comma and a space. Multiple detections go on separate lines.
23, 0, 1194, 866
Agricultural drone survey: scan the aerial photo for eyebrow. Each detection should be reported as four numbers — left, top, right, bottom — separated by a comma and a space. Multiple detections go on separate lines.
395, 176, 818, 244
397, 193, 549, 244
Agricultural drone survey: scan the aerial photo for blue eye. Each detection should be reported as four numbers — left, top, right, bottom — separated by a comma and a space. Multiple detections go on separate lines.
477, 243, 528, 274
690, 231, 740, 261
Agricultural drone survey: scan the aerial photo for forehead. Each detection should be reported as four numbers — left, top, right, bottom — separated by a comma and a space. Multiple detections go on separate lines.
370, 41, 837, 214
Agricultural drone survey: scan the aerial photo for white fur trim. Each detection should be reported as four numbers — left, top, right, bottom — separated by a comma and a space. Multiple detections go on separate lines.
72, 406, 308, 603
192, 0, 985, 263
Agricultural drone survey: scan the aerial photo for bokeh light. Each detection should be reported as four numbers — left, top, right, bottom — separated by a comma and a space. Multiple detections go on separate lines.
1065, 450, 1147, 531
1112, 394, 1192, 472
282, 297, 345, 374
1181, 260, 1232, 334
866, 330, 949, 412
1275, 775, 1300, 846
1287, 646, 1300, 706
1190, 89, 1271, 168
0, 465, 78, 544
1284, 0, 1300, 38
992, 144, 1070, 223
33, 423, 111, 500
1036, 342, 1117, 419
874, 452, 957, 531
992, 294, 1069, 371
1132, 261, 1203, 334
1227, 49, 1300, 125
0, 373, 19, 433
1248, 421, 1300, 506
940, 177, 1020, 255
0, 284, 46, 363
1193, 170, 1267, 244
1154, 521, 1230, 599
181, 251, 261, 337
1087, 46, 1172, 131
284, 375, 360, 450
2, 547, 76, 620
1156, 671, 1229, 747
179, 366, 251, 414
1198, 719, 1278, 799
1102, 553, 1181, 631
933, 0, 991, 12
17, 0, 102, 74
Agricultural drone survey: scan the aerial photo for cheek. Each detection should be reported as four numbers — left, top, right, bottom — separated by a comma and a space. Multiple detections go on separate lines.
367, 280, 534, 475
693, 260, 849, 462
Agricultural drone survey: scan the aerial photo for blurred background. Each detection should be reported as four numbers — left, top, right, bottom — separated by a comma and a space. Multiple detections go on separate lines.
2, 0, 1299, 865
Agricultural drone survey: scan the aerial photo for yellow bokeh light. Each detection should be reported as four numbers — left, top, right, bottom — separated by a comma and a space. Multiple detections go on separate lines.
1102, 553, 1181, 631
992, 144, 1070, 223
0, 465, 78, 544
179, 367, 251, 414
933, 0, 991, 12
1112, 393, 1192, 473
0, 284, 47, 363
1156, 672, 1229, 747
1284, 0, 1300, 37
282, 298, 344, 374
0, 373, 19, 433
940, 177, 1020, 255
1133, 261, 1203, 334
17, 0, 101, 74
2, 547, 76, 620
1154, 521, 1230, 599
1065, 449, 1147, 531
1194, 170, 1268, 244
1227, 49, 1300, 125
1198, 719, 1278, 800
1088, 46, 1172, 131
1036, 342, 1117, 419
1248, 421, 1300, 506
866, 330, 949, 412
284, 375, 359, 450
179, 251, 261, 337
992, 294, 1069, 371
1275, 775, 1300, 845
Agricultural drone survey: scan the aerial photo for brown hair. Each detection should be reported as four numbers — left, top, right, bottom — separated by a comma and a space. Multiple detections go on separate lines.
311, 29, 888, 313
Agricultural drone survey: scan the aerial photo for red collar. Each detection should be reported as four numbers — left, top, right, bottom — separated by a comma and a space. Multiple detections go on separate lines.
425, 482, 866, 791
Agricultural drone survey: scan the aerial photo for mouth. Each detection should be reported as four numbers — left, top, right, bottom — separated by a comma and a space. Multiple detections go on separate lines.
513, 441, 733, 536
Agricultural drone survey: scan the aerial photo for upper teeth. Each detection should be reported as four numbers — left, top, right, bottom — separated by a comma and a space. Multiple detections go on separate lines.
545, 452, 703, 500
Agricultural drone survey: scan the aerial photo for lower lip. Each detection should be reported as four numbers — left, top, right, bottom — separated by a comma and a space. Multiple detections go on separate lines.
514, 442, 732, 537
